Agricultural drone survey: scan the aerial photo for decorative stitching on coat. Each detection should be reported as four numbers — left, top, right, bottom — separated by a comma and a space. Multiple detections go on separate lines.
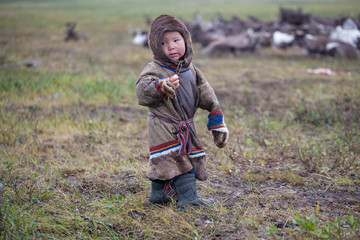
153, 61, 190, 73
207, 110, 226, 130
149, 139, 181, 159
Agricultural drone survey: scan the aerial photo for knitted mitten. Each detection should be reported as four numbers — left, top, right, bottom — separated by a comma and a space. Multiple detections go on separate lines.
207, 110, 229, 148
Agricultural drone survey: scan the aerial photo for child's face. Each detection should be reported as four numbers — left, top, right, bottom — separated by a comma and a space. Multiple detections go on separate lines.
161, 31, 186, 61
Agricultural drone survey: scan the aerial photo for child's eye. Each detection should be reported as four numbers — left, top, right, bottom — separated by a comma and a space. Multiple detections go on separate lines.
161, 42, 167, 45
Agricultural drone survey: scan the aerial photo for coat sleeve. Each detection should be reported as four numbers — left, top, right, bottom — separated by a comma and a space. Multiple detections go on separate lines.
193, 65, 221, 112
193, 65, 229, 133
135, 63, 167, 107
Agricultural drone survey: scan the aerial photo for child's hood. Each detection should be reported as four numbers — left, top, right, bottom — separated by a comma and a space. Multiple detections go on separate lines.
148, 15, 193, 67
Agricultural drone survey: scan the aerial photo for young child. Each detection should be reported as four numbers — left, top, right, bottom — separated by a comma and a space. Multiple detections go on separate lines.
135, 15, 229, 208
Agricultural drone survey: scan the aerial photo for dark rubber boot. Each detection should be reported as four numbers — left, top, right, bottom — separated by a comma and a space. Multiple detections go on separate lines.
149, 181, 172, 205
149, 181, 176, 205
174, 173, 216, 209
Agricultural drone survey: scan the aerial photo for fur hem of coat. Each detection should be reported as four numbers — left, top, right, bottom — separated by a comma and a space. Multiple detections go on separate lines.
147, 155, 208, 181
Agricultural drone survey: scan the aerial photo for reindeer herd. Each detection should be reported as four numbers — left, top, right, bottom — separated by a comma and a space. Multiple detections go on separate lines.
130, 8, 360, 59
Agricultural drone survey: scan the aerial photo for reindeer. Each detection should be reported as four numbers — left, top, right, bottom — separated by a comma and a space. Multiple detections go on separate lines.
329, 19, 360, 48
279, 7, 311, 26
272, 31, 296, 49
133, 30, 148, 47
326, 41, 360, 59
127, 17, 151, 48
202, 29, 259, 56
64, 22, 89, 42
295, 32, 331, 56
295, 31, 360, 59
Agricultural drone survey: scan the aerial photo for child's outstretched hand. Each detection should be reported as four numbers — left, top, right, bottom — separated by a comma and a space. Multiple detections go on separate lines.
212, 131, 228, 148
158, 74, 179, 100
158, 77, 176, 99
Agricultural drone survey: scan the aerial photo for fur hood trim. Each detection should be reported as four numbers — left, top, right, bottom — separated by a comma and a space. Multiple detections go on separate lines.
148, 15, 193, 67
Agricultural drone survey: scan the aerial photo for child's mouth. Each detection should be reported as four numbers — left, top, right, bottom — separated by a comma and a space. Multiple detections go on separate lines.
169, 53, 178, 58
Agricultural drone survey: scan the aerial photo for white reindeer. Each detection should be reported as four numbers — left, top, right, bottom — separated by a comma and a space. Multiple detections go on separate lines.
329, 18, 360, 48
272, 31, 295, 49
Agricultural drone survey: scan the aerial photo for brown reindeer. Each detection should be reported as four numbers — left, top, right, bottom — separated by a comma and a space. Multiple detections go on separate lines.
296, 31, 360, 59
64, 22, 89, 42
202, 29, 259, 56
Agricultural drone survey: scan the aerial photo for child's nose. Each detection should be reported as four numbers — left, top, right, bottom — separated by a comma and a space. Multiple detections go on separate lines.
168, 42, 175, 49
